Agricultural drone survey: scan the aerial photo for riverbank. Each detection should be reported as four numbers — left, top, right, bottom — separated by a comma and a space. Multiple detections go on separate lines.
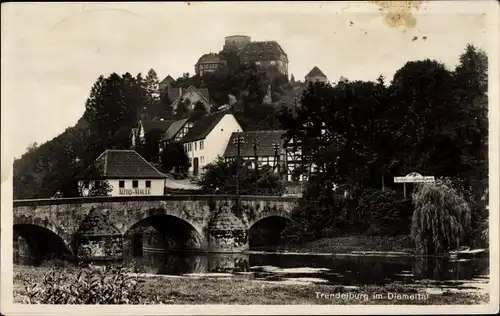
13, 265, 488, 305
278, 235, 415, 255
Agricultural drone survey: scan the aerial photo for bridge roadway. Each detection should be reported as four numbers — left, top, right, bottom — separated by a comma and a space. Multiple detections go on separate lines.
13, 194, 299, 261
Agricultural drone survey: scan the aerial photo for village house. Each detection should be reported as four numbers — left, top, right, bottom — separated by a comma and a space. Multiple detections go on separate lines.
305, 66, 328, 84
159, 75, 175, 95
180, 110, 243, 176
130, 119, 177, 148
223, 130, 286, 171
78, 150, 166, 197
169, 85, 213, 114
158, 118, 195, 153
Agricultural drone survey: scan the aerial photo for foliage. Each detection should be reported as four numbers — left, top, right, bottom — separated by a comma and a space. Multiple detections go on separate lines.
136, 128, 164, 163
77, 164, 113, 197
198, 156, 285, 196
160, 142, 190, 178
19, 265, 160, 304
14, 71, 153, 199
356, 189, 413, 236
410, 179, 472, 254
191, 101, 208, 121
174, 98, 191, 119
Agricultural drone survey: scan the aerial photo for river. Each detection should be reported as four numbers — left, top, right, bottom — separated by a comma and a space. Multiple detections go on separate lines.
121, 250, 489, 289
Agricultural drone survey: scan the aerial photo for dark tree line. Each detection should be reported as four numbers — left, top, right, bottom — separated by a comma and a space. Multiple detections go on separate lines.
279, 44, 488, 246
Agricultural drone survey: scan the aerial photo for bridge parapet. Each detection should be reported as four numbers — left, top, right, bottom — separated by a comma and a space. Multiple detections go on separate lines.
13, 195, 300, 260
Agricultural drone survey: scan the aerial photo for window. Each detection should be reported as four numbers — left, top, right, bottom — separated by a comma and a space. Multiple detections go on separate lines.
187, 143, 192, 151
194, 142, 197, 151
200, 140, 204, 150
145, 180, 151, 188
83, 181, 89, 189
270, 60, 276, 65
119, 181, 125, 188
132, 180, 138, 188
201, 156, 204, 163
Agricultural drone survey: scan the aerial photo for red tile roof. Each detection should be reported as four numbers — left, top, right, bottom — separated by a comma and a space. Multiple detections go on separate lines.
90, 150, 166, 179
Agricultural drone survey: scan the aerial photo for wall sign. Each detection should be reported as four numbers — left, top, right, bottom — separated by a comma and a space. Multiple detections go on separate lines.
119, 188, 151, 196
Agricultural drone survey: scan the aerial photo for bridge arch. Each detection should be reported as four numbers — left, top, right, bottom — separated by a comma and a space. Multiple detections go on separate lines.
121, 208, 206, 252
248, 213, 292, 251
247, 208, 292, 230
13, 221, 75, 263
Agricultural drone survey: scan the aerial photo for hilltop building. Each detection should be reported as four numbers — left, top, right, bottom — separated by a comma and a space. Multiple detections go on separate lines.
194, 35, 289, 78
305, 66, 328, 84
195, 53, 227, 77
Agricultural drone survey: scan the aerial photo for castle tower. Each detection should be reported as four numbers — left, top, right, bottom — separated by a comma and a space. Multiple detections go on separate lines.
223, 35, 252, 53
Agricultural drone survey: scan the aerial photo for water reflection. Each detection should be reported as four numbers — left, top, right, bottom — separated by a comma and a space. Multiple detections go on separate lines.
123, 250, 489, 286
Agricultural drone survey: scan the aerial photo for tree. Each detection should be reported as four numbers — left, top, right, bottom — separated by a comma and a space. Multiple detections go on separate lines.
160, 92, 174, 120
77, 164, 113, 197
174, 98, 191, 119
143, 69, 162, 119
136, 128, 164, 163
198, 157, 285, 195
160, 142, 190, 178
191, 101, 208, 121
411, 179, 471, 254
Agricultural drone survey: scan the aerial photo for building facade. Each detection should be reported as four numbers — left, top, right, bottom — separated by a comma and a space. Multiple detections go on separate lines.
305, 66, 328, 84
170, 86, 212, 114
195, 53, 227, 77
79, 150, 166, 197
238, 41, 289, 76
180, 111, 243, 176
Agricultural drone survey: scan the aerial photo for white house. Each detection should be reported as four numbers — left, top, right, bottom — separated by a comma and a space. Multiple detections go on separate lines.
78, 150, 166, 197
180, 110, 243, 176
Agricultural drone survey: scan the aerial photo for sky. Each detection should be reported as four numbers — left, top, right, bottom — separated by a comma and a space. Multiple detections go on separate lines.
1, 1, 497, 162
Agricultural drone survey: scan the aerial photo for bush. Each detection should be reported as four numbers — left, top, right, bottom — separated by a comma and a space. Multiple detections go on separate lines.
19, 265, 160, 304
356, 189, 413, 236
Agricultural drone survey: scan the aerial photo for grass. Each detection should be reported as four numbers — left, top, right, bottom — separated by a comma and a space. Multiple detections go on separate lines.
279, 235, 415, 254
13, 265, 489, 305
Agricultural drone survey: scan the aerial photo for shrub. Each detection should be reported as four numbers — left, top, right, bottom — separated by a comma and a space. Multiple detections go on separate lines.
356, 189, 413, 236
19, 265, 160, 304
410, 179, 472, 254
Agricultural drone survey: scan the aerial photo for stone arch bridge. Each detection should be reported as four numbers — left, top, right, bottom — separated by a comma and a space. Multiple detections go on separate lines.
13, 195, 299, 262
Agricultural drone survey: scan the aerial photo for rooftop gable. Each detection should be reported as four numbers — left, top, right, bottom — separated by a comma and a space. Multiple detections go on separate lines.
224, 130, 286, 157
180, 110, 231, 143
305, 66, 327, 79
86, 150, 166, 179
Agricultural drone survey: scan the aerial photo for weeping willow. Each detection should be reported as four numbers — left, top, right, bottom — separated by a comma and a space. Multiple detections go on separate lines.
410, 180, 471, 254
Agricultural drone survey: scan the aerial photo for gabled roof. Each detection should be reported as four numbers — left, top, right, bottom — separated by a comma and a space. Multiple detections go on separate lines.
160, 75, 175, 85
305, 66, 327, 79
170, 86, 211, 107
141, 120, 176, 134
224, 130, 286, 157
180, 110, 231, 143
161, 118, 189, 142
239, 41, 288, 63
87, 150, 166, 179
